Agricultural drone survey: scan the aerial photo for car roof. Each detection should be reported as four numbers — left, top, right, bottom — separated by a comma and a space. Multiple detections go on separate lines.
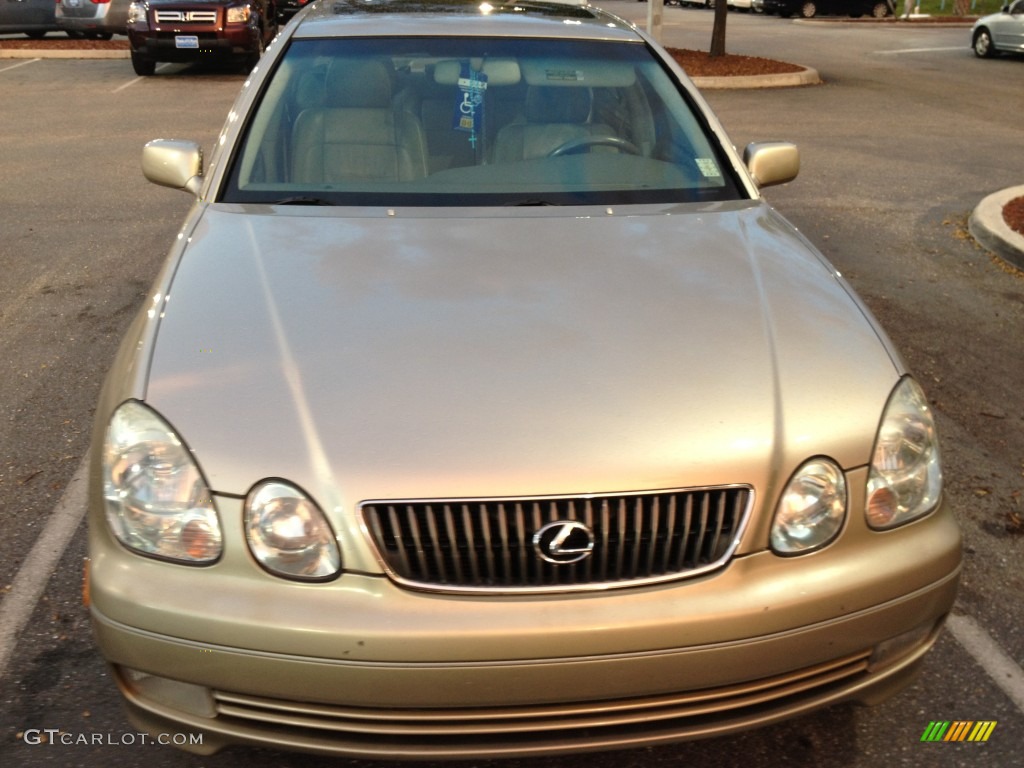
290, 0, 643, 43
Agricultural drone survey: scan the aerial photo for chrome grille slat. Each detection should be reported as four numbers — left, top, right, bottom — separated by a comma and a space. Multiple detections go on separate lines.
644, 495, 658, 577
614, 497, 627, 579
515, 502, 528, 584
598, 498, 611, 581
479, 502, 496, 581
154, 9, 218, 22
582, 499, 594, 583
459, 504, 479, 583
496, 503, 511, 581
408, 506, 430, 578
361, 486, 752, 594
694, 494, 709, 567
660, 494, 676, 574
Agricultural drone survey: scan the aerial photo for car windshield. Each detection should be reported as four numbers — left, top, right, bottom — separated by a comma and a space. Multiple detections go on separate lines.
222, 36, 744, 206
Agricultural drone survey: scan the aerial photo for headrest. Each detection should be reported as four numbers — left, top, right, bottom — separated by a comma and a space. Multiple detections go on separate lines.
292, 69, 326, 111
525, 86, 591, 124
325, 59, 392, 108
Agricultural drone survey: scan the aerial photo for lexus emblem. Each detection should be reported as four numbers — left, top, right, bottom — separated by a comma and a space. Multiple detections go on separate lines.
533, 520, 595, 565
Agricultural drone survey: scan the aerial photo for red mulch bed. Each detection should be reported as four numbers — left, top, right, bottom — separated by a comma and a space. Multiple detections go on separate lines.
0, 37, 129, 49
1004, 197, 1024, 237
667, 47, 803, 77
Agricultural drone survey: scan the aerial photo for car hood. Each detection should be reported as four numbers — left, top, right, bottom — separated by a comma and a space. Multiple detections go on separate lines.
145, 202, 899, 528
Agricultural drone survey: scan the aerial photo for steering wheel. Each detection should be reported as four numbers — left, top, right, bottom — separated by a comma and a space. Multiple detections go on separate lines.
548, 135, 640, 158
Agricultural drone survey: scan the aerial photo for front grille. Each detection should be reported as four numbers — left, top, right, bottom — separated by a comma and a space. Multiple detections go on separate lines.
210, 650, 870, 757
154, 9, 218, 22
360, 486, 752, 593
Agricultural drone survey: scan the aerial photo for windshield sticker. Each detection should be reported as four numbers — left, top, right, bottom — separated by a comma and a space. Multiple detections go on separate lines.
695, 158, 722, 178
453, 62, 488, 148
545, 69, 583, 82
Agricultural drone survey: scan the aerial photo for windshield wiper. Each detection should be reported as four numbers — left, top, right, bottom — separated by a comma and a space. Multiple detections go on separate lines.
272, 196, 337, 206
503, 198, 561, 207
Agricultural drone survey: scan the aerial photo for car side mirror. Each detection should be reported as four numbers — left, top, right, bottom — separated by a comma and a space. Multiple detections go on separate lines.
142, 139, 204, 197
743, 141, 800, 188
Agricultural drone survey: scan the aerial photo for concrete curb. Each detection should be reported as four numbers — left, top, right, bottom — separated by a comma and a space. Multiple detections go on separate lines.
692, 66, 821, 90
968, 186, 1024, 271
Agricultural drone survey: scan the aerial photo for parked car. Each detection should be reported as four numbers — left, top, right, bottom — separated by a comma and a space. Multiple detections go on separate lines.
88, 0, 961, 758
756, 0, 891, 16
972, 0, 1024, 57
55, 0, 131, 40
125, 0, 277, 75
0, 0, 60, 38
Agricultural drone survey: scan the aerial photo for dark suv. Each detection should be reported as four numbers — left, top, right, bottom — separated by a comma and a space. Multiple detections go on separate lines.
127, 0, 278, 76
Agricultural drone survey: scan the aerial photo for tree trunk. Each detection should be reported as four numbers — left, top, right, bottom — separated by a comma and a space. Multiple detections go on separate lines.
710, 0, 729, 57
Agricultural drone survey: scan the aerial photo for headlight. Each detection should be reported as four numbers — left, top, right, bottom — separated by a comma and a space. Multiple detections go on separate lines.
245, 481, 341, 581
127, 2, 147, 24
866, 377, 942, 530
771, 458, 847, 555
103, 401, 222, 564
226, 5, 252, 23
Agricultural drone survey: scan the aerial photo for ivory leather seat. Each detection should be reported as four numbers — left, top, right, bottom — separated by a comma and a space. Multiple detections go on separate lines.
291, 59, 428, 183
492, 85, 613, 163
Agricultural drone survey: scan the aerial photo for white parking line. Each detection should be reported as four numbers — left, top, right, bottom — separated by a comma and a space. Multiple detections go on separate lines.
0, 457, 89, 681
111, 63, 177, 93
1, 463, 1023, 723
947, 613, 1024, 714
112, 78, 143, 94
0, 58, 40, 73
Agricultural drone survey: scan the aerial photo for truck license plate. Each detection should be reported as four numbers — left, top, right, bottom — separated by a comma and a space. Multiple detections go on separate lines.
175, 36, 199, 49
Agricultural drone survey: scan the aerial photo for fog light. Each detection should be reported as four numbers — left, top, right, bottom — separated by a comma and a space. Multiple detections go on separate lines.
120, 667, 216, 717
868, 620, 938, 671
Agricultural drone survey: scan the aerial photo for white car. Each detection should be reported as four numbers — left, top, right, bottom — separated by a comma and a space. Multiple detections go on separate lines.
972, 0, 1024, 58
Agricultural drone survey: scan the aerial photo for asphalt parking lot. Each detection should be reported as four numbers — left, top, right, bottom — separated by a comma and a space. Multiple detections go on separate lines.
0, 7, 1022, 767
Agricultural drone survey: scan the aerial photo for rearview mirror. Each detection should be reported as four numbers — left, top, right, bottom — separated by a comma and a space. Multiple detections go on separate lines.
743, 142, 800, 188
142, 139, 203, 197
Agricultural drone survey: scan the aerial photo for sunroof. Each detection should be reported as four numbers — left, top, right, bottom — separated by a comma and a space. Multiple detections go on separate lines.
328, 0, 599, 19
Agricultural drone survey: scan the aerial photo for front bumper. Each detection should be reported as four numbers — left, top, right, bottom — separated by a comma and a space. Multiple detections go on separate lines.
89, 491, 961, 758
128, 25, 255, 61
95, 586, 955, 758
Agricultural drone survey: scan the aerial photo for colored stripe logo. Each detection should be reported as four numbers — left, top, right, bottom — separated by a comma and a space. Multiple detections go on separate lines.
920, 721, 997, 742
